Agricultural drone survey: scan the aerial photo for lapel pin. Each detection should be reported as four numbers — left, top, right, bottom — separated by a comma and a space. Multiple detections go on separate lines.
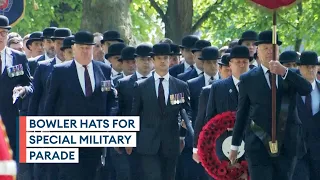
229, 89, 232, 93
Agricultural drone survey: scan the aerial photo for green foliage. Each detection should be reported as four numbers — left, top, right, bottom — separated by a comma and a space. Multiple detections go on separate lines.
11, 0, 82, 37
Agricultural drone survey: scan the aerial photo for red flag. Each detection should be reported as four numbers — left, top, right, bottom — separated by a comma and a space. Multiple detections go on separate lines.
251, 0, 296, 9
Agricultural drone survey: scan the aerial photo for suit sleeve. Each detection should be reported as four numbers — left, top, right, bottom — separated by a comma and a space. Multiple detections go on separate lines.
106, 69, 118, 116
28, 64, 43, 115
194, 88, 208, 148
44, 67, 60, 115
205, 83, 217, 122
131, 82, 142, 116
180, 83, 193, 138
231, 75, 250, 146
284, 69, 312, 96
116, 81, 124, 116
20, 53, 33, 95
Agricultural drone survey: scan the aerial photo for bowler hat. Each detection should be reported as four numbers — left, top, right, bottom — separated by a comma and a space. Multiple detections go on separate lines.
229, 45, 251, 60
192, 40, 211, 53
198, 46, 219, 60
119, 46, 136, 61
101, 30, 124, 44
254, 30, 282, 46
279, 51, 299, 64
238, 30, 258, 45
150, 43, 172, 56
134, 44, 152, 57
105, 43, 126, 59
26, 31, 43, 50
41, 27, 57, 39
218, 53, 230, 66
0, 15, 11, 30
170, 44, 182, 56
52, 28, 72, 40
73, 31, 95, 45
297, 51, 320, 65
60, 36, 75, 50
180, 35, 199, 49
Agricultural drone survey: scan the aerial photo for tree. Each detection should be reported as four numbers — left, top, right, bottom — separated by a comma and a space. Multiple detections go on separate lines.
81, 0, 135, 44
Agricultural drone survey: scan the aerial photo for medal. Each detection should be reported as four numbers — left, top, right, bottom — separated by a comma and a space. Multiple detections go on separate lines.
101, 80, 111, 92
181, 93, 185, 103
18, 64, 24, 76
177, 93, 182, 104
170, 94, 175, 105
174, 94, 178, 105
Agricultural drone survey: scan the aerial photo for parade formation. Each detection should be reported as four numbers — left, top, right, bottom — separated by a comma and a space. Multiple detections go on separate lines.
0, 1, 320, 180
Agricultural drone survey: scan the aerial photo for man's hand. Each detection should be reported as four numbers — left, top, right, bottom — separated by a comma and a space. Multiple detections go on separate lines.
13, 86, 26, 98
125, 147, 133, 155
269, 60, 286, 76
179, 139, 185, 153
229, 149, 238, 165
192, 152, 200, 163
181, 120, 187, 129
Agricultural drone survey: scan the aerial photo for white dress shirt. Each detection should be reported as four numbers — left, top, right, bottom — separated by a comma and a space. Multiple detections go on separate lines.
301, 80, 320, 115
232, 75, 240, 92
136, 71, 152, 80
204, 72, 218, 86
112, 68, 122, 77
194, 65, 203, 76
74, 60, 95, 95
55, 55, 62, 64
0, 47, 13, 74
104, 59, 111, 66
154, 72, 169, 105
184, 61, 194, 72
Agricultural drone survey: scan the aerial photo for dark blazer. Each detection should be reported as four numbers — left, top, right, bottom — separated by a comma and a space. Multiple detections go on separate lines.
131, 75, 191, 157
0, 47, 33, 158
169, 63, 185, 78
297, 81, 320, 159
177, 68, 198, 82
28, 55, 46, 77
232, 67, 312, 157
44, 60, 117, 116
112, 73, 124, 87
28, 58, 57, 115
187, 75, 205, 126
116, 73, 138, 116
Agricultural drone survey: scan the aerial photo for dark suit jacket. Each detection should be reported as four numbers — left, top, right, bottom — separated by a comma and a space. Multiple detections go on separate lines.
0, 47, 33, 156
28, 58, 57, 115
112, 73, 124, 87
169, 63, 185, 78
117, 73, 138, 116
178, 68, 198, 82
44, 60, 117, 116
28, 55, 46, 77
232, 67, 312, 157
187, 75, 205, 126
297, 81, 320, 159
131, 75, 191, 157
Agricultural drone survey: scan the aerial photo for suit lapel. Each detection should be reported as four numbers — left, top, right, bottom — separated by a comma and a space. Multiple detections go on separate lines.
130, 73, 138, 82
166, 76, 178, 111
147, 76, 161, 113
313, 82, 320, 116
227, 76, 238, 104
69, 60, 85, 97
92, 61, 104, 93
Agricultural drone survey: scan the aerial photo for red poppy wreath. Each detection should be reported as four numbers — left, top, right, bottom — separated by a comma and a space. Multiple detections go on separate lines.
197, 111, 249, 180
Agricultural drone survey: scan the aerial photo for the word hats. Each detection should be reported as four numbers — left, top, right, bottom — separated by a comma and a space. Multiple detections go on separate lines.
105, 43, 126, 59
198, 46, 219, 60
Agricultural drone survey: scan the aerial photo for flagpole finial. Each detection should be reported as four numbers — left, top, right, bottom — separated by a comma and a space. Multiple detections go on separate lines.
33, 0, 39, 10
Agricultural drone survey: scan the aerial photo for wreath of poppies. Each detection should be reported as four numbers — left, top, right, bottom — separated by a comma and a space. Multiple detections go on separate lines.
197, 111, 249, 180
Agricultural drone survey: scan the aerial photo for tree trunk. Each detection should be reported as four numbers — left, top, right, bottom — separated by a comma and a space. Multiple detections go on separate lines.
165, 0, 193, 44
81, 0, 135, 44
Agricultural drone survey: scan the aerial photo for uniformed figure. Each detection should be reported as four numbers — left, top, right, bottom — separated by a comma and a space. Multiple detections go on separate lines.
130, 43, 191, 180
217, 53, 232, 79
238, 30, 259, 69
44, 31, 117, 180
169, 44, 181, 67
292, 51, 320, 180
105, 43, 126, 78
0, 15, 33, 178
26, 31, 43, 59
279, 51, 299, 69
229, 30, 312, 180
177, 40, 211, 82
101, 30, 124, 66
169, 35, 199, 77
112, 44, 154, 180
112, 46, 137, 87
60, 36, 74, 61
93, 32, 105, 62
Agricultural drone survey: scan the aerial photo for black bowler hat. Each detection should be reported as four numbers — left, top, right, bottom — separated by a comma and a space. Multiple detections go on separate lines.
170, 44, 181, 56
297, 51, 320, 65
105, 43, 126, 59
134, 44, 152, 57
218, 53, 230, 66
0, 15, 11, 30
192, 40, 211, 53
101, 30, 124, 44
198, 47, 219, 60
229, 45, 251, 60
180, 35, 199, 49
254, 30, 282, 46
73, 31, 95, 45
52, 28, 72, 40
150, 43, 172, 56
279, 51, 299, 64
26, 31, 43, 50
238, 30, 258, 45
60, 36, 74, 51
225, 48, 232, 53
119, 46, 136, 61
41, 27, 57, 39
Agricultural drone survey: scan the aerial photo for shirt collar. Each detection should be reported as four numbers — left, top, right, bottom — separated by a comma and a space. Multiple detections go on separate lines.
261, 64, 269, 74
74, 59, 93, 69
136, 71, 152, 79
112, 68, 122, 76
232, 75, 240, 86
154, 71, 170, 81
194, 65, 203, 75
55, 55, 62, 64
311, 80, 316, 90
184, 61, 193, 70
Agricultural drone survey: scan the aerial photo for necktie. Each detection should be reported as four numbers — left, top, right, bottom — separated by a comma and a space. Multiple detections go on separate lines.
83, 65, 92, 97
209, 76, 214, 85
305, 93, 313, 116
158, 78, 165, 112
141, 77, 147, 79
267, 70, 276, 89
